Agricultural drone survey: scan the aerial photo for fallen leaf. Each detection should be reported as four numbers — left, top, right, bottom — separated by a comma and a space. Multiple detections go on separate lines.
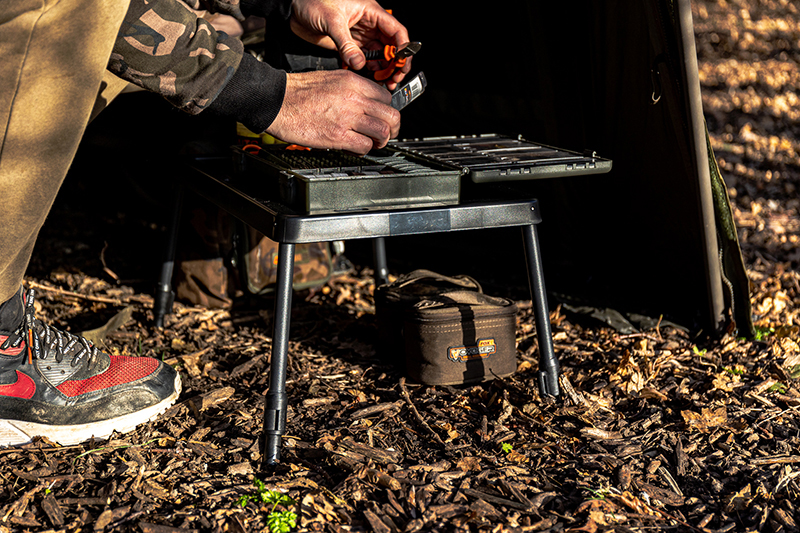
456, 456, 481, 472
682, 406, 728, 433
610, 352, 646, 394
81, 306, 134, 345
567, 516, 599, 533
724, 483, 753, 513
712, 371, 741, 392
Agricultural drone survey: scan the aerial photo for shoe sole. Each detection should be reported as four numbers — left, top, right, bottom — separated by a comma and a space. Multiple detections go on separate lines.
0, 373, 182, 447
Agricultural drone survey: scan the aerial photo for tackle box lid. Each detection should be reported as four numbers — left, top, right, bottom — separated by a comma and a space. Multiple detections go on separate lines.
390, 133, 612, 183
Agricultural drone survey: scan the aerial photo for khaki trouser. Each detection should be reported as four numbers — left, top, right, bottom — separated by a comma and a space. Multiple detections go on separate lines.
0, 0, 130, 303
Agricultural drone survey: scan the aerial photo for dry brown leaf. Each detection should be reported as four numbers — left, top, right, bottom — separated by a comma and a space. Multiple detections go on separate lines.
639, 386, 669, 401
584, 392, 615, 410
505, 449, 529, 464
712, 370, 742, 392
518, 360, 533, 372
456, 456, 482, 472
179, 349, 211, 378
682, 406, 728, 433
567, 517, 599, 533
780, 338, 800, 369
724, 483, 754, 513
434, 421, 459, 442
301, 492, 340, 524
609, 491, 661, 517
576, 498, 621, 517
610, 352, 646, 394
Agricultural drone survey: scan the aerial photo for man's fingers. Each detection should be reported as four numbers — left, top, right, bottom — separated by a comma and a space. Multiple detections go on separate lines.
340, 130, 377, 155
373, 10, 409, 47
356, 76, 393, 103
266, 70, 401, 155
355, 106, 399, 147
363, 97, 400, 137
323, 17, 367, 70
339, 40, 366, 70
289, 18, 336, 49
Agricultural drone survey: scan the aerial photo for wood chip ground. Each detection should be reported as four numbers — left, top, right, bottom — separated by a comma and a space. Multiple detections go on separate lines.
1, 1, 799, 532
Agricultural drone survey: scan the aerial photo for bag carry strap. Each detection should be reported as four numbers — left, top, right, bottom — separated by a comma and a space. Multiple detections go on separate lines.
390, 269, 482, 292
413, 290, 513, 309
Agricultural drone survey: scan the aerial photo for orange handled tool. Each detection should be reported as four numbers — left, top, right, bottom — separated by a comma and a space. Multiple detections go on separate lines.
364, 41, 421, 82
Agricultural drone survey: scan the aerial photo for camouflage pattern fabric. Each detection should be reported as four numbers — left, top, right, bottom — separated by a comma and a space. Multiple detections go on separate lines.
175, 204, 239, 309
243, 226, 332, 295
181, 0, 292, 24
182, 0, 245, 21
175, 203, 332, 309
109, 0, 244, 114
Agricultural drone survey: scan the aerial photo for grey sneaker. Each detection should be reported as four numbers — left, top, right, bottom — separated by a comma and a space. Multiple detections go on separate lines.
0, 289, 181, 446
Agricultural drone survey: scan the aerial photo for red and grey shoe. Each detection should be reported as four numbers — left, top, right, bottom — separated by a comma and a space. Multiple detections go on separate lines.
0, 289, 181, 446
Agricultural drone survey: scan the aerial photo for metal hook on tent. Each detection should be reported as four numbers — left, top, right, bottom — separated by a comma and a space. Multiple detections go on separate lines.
650, 55, 666, 105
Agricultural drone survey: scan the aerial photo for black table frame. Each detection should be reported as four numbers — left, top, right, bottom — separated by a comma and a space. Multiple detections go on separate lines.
156, 162, 560, 465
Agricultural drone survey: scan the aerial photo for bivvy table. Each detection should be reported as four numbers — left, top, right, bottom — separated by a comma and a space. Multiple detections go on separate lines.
157, 158, 560, 466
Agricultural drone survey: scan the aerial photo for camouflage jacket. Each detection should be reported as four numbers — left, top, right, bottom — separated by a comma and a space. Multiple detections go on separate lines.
109, 0, 288, 116
182, 0, 291, 22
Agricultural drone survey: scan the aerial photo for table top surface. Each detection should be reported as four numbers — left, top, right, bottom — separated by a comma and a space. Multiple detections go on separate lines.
186, 157, 543, 244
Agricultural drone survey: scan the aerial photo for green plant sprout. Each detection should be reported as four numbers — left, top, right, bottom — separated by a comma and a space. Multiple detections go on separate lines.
267, 510, 297, 533
237, 479, 297, 533
789, 365, 800, 380
500, 442, 514, 454
723, 366, 745, 376
692, 345, 707, 357
585, 487, 610, 500
767, 382, 787, 394
753, 326, 775, 342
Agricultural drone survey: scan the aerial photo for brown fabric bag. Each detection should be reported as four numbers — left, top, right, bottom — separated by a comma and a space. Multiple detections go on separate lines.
374, 269, 482, 362
374, 269, 518, 385
176, 202, 332, 308
403, 291, 518, 385
176, 203, 238, 309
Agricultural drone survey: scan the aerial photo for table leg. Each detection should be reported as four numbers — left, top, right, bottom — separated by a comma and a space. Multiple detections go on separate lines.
154, 185, 184, 328
521, 225, 560, 397
263, 242, 295, 465
373, 237, 390, 286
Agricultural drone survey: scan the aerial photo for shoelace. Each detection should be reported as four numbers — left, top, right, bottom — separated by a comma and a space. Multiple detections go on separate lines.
0, 289, 98, 367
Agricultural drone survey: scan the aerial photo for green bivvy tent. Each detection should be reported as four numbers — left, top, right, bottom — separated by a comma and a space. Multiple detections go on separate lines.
387, 0, 753, 337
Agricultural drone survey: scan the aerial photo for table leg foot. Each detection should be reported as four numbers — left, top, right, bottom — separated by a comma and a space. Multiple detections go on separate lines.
154, 186, 184, 328
522, 225, 560, 398
261, 242, 295, 466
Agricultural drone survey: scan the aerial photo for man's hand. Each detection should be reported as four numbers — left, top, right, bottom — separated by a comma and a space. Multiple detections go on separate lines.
266, 69, 401, 155
289, 0, 411, 89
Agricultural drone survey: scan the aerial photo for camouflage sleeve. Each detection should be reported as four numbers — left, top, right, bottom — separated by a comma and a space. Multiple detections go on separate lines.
181, 0, 247, 21
109, 0, 244, 115
180, 0, 292, 22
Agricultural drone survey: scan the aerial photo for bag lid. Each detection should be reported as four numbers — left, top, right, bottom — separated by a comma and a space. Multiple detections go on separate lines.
375, 269, 482, 306
404, 291, 517, 323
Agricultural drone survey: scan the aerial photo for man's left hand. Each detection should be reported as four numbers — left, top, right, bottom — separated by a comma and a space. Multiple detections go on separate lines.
289, 0, 412, 90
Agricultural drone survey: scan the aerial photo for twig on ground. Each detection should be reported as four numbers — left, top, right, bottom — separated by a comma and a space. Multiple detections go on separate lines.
398, 377, 451, 450
27, 280, 151, 306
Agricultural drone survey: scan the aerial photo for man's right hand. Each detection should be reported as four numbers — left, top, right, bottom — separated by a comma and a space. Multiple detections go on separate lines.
265, 69, 401, 155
